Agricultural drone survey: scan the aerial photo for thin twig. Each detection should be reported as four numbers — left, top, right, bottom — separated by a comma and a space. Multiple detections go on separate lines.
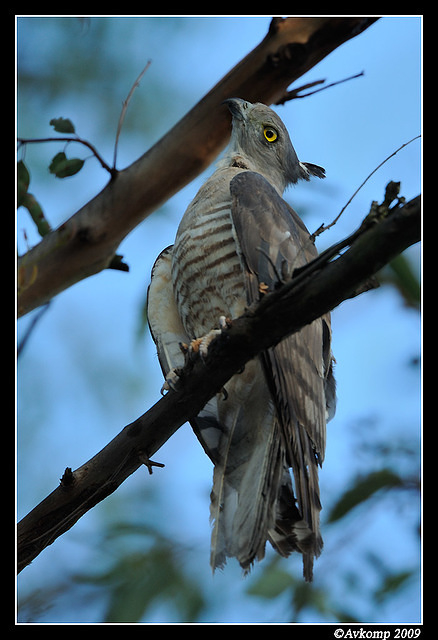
17, 303, 51, 358
276, 72, 364, 105
18, 136, 115, 176
312, 135, 421, 239
112, 60, 152, 170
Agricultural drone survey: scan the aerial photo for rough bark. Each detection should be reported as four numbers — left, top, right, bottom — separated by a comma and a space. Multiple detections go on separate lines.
17, 17, 378, 317
17, 192, 420, 573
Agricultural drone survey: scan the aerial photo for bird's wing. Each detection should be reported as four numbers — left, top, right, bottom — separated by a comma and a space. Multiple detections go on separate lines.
147, 246, 190, 378
229, 171, 335, 571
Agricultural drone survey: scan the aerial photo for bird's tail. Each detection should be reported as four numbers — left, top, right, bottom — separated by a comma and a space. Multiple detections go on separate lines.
191, 360, 321, 580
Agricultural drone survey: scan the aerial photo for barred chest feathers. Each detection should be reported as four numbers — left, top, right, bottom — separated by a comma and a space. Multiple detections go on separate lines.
171, 167, 248, 338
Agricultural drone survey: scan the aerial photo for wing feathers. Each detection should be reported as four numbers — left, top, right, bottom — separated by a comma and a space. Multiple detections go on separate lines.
147, 246, 190, 377
230, 171, 335, 578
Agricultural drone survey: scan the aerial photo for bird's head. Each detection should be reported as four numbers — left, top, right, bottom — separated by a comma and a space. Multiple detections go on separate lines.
222, 98, 325, 193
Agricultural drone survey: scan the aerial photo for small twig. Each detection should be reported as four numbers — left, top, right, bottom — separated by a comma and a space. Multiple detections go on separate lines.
113, 60, 152, 170
59, 467, 75, 488
138, 451, 165, 475
17, 303, 51, 358
311, 135, 421, 240
276, 72, 364, 105
107, 254, 130, 272
18, 136, 115, 177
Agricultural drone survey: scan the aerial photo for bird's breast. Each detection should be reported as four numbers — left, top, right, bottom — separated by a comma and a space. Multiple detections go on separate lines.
171, 197, 246, 339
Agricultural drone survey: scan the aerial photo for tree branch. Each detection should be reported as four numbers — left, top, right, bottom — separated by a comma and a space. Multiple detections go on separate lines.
274, 71, 364, 105
17, 191, 420, 573
17, 136, 115, 176
17, 17, 378, 317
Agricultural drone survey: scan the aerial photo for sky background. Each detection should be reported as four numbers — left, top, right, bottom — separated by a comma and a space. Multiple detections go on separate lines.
17, 16, 421, 624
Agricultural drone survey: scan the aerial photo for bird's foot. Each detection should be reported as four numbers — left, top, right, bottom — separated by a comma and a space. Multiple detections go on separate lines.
188, 315, 231, 359
160, 316, 231, 394
160, 367, 183, 394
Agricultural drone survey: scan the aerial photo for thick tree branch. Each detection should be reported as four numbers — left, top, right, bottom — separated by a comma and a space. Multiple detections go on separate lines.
17, 17, 378, 317
17, 192, 420, 573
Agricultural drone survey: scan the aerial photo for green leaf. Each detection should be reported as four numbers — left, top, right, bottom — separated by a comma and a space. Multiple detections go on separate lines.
373, 570, 413, 603
74, 531, 206, 623
247, 566, 295, 598
17, 160, 30, 207
58, 158, 84, 178
49, 151, 67, 173
49, 152, 84, 178
327, 469, 403, 523
292, 582, 320, 618
50, 117, 76, 134
21, 192, 51, 237
101, 546, 205, 623
387, 254, 421, 309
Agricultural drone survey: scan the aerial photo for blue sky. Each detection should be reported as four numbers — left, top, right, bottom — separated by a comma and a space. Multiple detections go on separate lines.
17, 16, 421, 623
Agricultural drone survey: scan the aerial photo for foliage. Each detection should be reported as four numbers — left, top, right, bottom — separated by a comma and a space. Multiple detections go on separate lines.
17, 159, 51, 237
48, 151, 85, 179
73, 524, 206, 623
327, 469, 405, 524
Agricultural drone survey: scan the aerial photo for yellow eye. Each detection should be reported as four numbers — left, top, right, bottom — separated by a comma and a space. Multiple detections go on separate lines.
263, 126, 278, 143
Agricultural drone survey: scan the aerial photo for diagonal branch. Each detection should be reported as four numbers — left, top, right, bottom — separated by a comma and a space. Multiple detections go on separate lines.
17, 191, 420, 573
17, 17, 378, 317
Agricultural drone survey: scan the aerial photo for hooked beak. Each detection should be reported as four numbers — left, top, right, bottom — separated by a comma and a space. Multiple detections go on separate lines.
222, 97, 251, 121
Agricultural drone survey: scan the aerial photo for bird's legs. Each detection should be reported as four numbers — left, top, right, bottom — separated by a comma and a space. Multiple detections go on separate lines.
161, 316, 231, 394
188, 315, 229, 358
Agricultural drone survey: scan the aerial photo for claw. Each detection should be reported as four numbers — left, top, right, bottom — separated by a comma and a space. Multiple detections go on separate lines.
179, 341, 189, 354
197, 330, 222, 359
219, 315, 231, 329
188, 316, 231, 360
189, 337, 205, 354
161, 317, 231, 394
161, 367, 182, 394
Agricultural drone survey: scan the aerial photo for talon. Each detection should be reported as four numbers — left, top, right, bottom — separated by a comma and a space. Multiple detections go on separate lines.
258, 282, 269, 295
198, 330, 222, 359
161, 368, 181, 394
221, 315, 233, 329
160, 381, 169, 395
179, 341, 189, 354
186, 316, 231, 362
189, 337, 204, 354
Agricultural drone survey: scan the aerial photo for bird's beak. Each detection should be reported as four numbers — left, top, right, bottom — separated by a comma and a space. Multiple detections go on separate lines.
222, 98, 250, 121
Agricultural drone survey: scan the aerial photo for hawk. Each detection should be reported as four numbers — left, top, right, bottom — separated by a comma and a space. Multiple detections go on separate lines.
147, 98, 336, 581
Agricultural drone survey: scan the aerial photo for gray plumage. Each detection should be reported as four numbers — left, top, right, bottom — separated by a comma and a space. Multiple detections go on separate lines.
147, 98, 336, 581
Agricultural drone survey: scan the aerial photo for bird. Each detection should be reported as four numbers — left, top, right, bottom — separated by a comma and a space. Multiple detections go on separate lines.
147, 98, 336, 581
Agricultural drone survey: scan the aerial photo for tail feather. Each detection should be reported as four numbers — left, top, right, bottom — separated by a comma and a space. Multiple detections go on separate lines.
207, 396, 281, 572
267, 476, 322, 582
191, 359, 323, 579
